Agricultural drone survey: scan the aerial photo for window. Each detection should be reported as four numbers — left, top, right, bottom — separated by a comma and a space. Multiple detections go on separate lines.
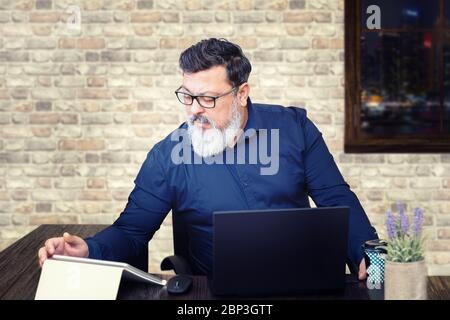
345, 0, 450, 152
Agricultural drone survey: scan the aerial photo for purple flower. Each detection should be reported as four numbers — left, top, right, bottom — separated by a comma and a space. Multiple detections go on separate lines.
397, 202, 409, 235
386, 210, 396, 239
412, 207, 424, 236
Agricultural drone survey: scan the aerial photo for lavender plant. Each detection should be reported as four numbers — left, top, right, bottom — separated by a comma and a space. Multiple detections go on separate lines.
384, 203, 425, 263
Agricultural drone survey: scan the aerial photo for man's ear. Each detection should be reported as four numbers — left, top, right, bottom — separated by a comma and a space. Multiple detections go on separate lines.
238, 83, 250, 107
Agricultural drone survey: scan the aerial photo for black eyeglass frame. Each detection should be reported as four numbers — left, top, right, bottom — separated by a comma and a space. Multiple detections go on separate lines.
174, 86, 239, 109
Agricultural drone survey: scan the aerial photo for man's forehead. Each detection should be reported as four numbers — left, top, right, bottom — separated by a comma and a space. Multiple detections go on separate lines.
181, 67, 230, 94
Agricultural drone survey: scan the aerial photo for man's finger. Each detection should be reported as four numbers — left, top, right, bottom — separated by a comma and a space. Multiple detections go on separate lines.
358, 270, 367, 280
358, 258, 367, 280
38, 247, 47, 267
63, 232, 80, 245
44, 239, 55, 255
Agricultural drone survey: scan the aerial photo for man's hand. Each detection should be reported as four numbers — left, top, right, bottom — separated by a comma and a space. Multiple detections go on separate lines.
37, 232, 89, 268
358, 258, 367, 280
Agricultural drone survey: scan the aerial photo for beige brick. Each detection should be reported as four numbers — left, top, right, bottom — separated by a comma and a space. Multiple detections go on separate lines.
83, 12, 113, 23
101, 51, 131, 62
434, 191, 450, 201
229, 36, 257, 50
35, 0, 52, 10
12, 11, 28, 22
29, 113, 59, 124
58, 139, 105, 151
79, 191, 112, 201
215, 11, 230, 23
444, 179, 450, 188
234, 12, 265, 23
87, 178, 106, 189
1, 52, 30, 62
254, 51, 283, 62
31, 25, 52, 36
131, 12, 161, 22
102, 0, 135, 10
2, 127, 31, 138
130, 113, 179, 124
77, 38, 106, 49
379, 166, 415, 177
26, 140, 56, 151
31, 127, 52, 137
54, 178, 85, 189
284, 12, 313, 23
407, 155, 440, 163
184, 0, 201, 10
86, 76, 105, 87
330, 38, 344, 49
410, 178, 441, 189
101, 152, 131, 163
10, 191, 29, 202
132, 25, 154, 36
437, 215, 450, 225
183, 13, 213, 23
2, 25, 31, 36
432, 165, 450, 176
31, 190, 60, 201
129, 38, 159, 49
289, 0, 305, 9
30, 214, 58, 225
80, 215, 114, 224
77, 89, 112, 99
255, 0, 288, 10
30, 12, 60, 22
0, 11, 10, 22
285, 25, 306, 36
12, 215, 27, 226
314, 12, 332, 23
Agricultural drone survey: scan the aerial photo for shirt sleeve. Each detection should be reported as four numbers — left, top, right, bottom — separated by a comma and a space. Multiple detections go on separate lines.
298, 109, 378, 269
84, 145, 172, 269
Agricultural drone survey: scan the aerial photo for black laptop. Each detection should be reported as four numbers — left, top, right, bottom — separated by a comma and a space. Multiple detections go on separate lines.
210, 207, 349, 296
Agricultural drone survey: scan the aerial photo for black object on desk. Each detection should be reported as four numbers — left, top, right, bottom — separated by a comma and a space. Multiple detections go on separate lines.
166, 275, 193, 295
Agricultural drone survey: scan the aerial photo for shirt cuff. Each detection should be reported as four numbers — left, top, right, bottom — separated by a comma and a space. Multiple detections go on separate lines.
85, 237, 102, 260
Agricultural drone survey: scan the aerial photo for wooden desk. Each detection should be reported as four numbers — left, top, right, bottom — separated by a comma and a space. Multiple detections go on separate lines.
0, 224, 449, 300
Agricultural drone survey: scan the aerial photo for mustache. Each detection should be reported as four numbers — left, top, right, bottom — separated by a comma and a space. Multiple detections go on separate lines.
188, 114, 211, 125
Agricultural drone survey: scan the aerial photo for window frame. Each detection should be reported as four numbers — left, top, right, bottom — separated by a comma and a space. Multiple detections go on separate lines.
345, 0, 450, 153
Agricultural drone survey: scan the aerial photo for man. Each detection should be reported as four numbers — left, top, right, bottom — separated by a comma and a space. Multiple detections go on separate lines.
38, 38, 377, 280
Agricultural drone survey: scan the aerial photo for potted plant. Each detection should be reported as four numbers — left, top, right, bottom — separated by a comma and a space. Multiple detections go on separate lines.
383, 203, 427, 300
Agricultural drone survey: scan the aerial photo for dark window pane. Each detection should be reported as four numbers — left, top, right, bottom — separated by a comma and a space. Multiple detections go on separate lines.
445, 32, 450, 132
361, 0, 440, 29
446, 2, 450, 26
361, 32, 440, 135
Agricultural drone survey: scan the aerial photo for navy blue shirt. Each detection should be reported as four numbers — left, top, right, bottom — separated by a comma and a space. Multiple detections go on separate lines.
86, 98, 378, 274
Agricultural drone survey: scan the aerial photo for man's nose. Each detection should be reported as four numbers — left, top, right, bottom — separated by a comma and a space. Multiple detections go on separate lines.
190, 98, 205, 115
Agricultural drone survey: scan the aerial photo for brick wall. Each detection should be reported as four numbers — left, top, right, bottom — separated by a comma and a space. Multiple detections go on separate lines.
0, 0, 449, 275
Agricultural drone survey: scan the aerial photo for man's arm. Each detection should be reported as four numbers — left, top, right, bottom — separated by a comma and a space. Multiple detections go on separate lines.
298, 110, 378, 272
85, 146, 172, 269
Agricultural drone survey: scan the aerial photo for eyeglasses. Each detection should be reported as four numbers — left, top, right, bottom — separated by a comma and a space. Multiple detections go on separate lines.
174, 86, 237, 109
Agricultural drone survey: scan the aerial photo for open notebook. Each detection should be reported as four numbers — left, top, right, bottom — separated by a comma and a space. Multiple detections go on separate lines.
51, 254, 167, 285
35, 255, 166, 299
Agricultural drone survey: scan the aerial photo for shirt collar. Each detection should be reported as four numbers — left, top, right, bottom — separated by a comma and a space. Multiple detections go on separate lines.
243, 97, 263, 132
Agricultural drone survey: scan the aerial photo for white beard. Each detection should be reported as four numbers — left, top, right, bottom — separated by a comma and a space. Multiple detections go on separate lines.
187, 100, 242, 158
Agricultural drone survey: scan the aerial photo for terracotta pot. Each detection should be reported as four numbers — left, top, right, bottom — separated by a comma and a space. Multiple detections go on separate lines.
384, 260, 427, 300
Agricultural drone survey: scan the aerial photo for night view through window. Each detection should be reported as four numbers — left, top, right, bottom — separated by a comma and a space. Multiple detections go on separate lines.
360, 0, 450, 135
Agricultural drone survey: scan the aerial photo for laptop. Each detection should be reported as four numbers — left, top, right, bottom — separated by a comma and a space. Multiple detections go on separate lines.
210, 206, 349, 296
